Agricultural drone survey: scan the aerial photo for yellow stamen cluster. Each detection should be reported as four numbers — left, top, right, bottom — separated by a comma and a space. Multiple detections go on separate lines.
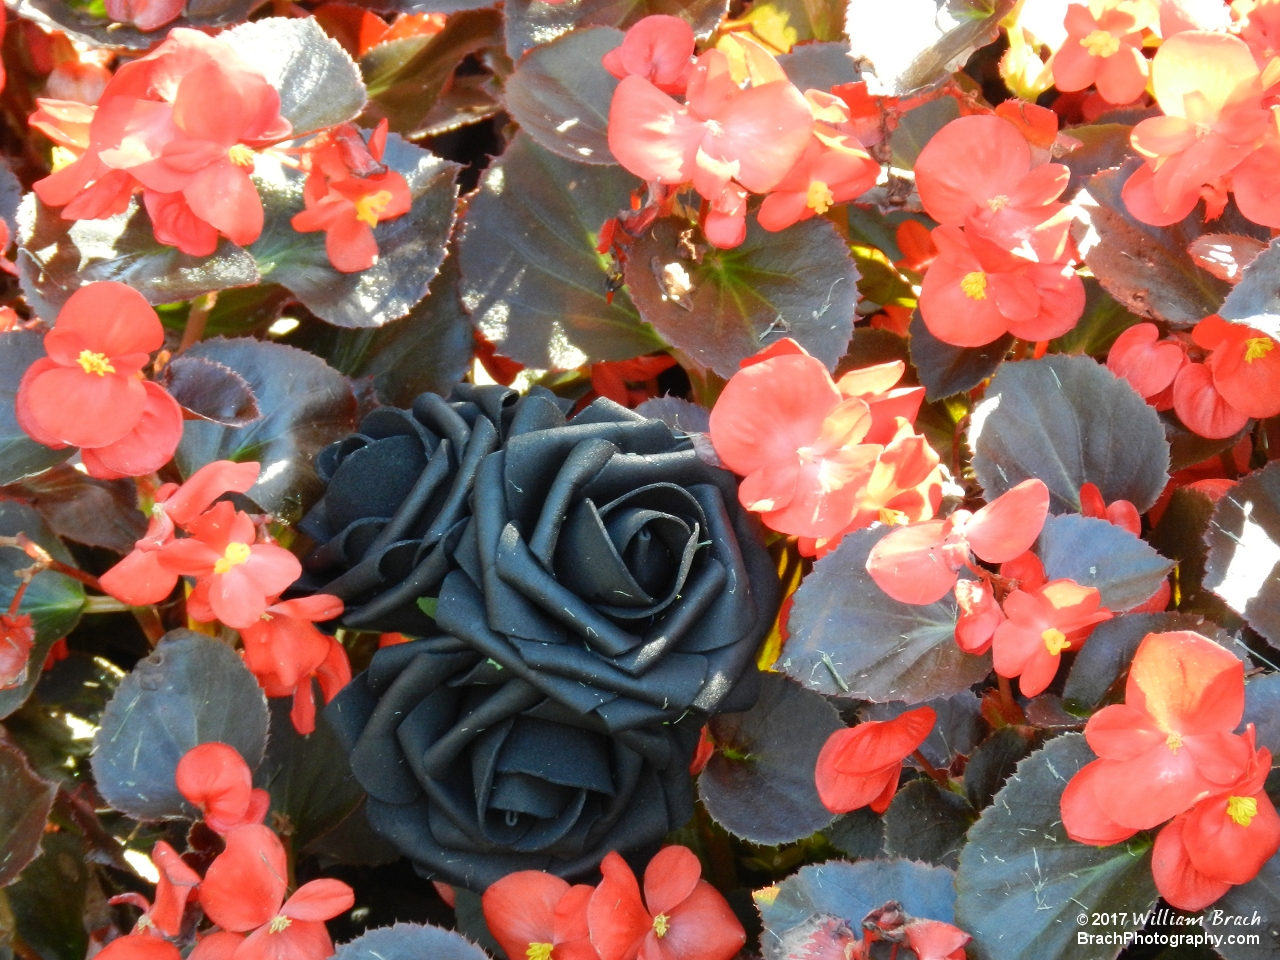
1244, 337, 1275, 363
268, 916, 292, 934
355, 190, 394, 228
77, 350, 115, 376
228, 144, 256, 168
806, 180, 835, 215
526, 943, 554, 960
1081, 29, 1121, 57
653, 915, 671, 938
961, 271, 988, 300
1041, 628, 1071, 656
1227, 795, 1259, 827
987, 194, 1010, 212
1166, 732, 1184, 753
214, 541, 252, 575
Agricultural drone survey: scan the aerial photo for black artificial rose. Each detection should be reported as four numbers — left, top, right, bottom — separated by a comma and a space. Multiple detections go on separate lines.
296, 385, 573, 633
437, 398, 781, 733
326, 636, 697, 889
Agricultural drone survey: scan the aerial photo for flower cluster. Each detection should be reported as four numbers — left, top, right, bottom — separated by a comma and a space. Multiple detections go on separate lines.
1109, 316, 1280, 439
100, 459, 350, 734
100, 742, 354, 960
481, 845, 744, 960
16, 282, 183, 480
708, 338, 943, 556
605, 16, 878, 247
913, 112, 1085, 348
1062, 630, 1280, 910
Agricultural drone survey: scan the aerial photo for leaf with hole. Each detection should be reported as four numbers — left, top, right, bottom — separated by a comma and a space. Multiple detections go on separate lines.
781, 526, 992, 703
624, 216, 858, 378
698, 673, 842, 845
970, 354, 1170, 514
91, 630, 269, 821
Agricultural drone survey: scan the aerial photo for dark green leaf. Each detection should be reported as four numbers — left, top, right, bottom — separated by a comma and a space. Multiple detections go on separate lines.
1, 465, 145, 554
326, 255, 474, 407
969, 354, 1170, 514
91, 629, 269, 821
505, 27, 621, 165
0, 745, 55, 887
0, 164, 23, 237
454, 890, 506, 959
1163, 411, 1248, 473
6, 833, 86, 960
503, 0, 728, 60
883, 778, 975, 868
0, 503, 84, 721
862, 692, 983, 767
955, 733, 1158, 960
251, 136, 460, 330
1220, 237, 1280, 323
1059, 124, 1133, 200
909, 308, 1010, 401
1036, 514, 1173, 612
1202, 855, 1280, 960
9, 0, 263, 50
758, 858, 957, 960
834, 328, 912, 380
1149, 486, 1222, 616
174, 337, 357, 520
823, 808, 884, 859
891, 97, 962, 169
16, 195, 260, 321
225, 17, 367, 136
963, 726, 1045, 810
255, 699, 364, 852
1062, 612, 1227, 714
1050, 277, 1144, 357
0, 331, 72, 485
1204, 461, 1280, 646
333, 922, 490, 960
777, 41, 862, 89
624, 216, 857, 377
1244, 673, 1280, 759
698, 673, 842, 845
459, 133, 661, 368
362, 9, 505, 137
1075, 161, 1265, 328
845, 0, 1015, 95
782, 526, 993, 703
163, 356, 261, 428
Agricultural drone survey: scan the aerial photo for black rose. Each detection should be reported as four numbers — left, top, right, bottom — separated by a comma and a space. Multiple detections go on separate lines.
326, 636, 697, 889
436, 398, 780, 732
296, 385, 574, 633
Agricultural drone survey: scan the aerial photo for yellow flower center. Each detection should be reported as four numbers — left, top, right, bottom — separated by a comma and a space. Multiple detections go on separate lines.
213, 542, 252, 575
1082, 29, 1121, 57
879, 507, 909, 526
987, 194, 1010, 211
653, 915, 670, 938
526, 944, 554, 960
1041, 628, 1071, 656
1227, 795, 1258, 827
1244, 336, 1275, 363
76, 350, 115, 376
267, 916, 291, 934
51, 146, 78, 173
961, 271, 988, 300
228, 144, 256, 168
354, 190, 394, 228
1166, 732, 1183, 753
806, 180, 835, 215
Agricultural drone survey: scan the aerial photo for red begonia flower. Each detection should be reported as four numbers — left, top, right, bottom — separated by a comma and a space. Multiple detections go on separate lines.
252, 631, 350, 736
189, 932, 246, 960
79, 380, 184, 480
991, 578, 1112, 697
240, 595, 348, 734
902, 919, 971, 960
100, 460, 261, 606
954, 579, 1005, 655
1000, 550, 1047, 591
1077, 630, 1251, 831
0, 613, 35, 690
1060, 758, 1141, 845
159, 502, 302, 629
232, 877, 354, 960
1172, 361, 1251, 439
689, 725, 715, 775
814, 706, 936, 814
866, 478, 1051, 605
175, 742, 270, 835
1123, 32, 1274, 226
601, 15, 695, 94
1193, 314, 1280, 420
1106, 322, 1186, 405
105, 0, 184, 31
588, 846, 745, 960
1078, 482, 1141, 536
1052, 0, 1154, 105
834, 360, 926, 446
29, 98, 94, 153
290, 167, 411, 274
111, 840, 201, 937
918, 223, 1084, 347
590, 354, 677, 407
16, 282, 163, 450
482, 871, 596, 960
95, 935, 182, 960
